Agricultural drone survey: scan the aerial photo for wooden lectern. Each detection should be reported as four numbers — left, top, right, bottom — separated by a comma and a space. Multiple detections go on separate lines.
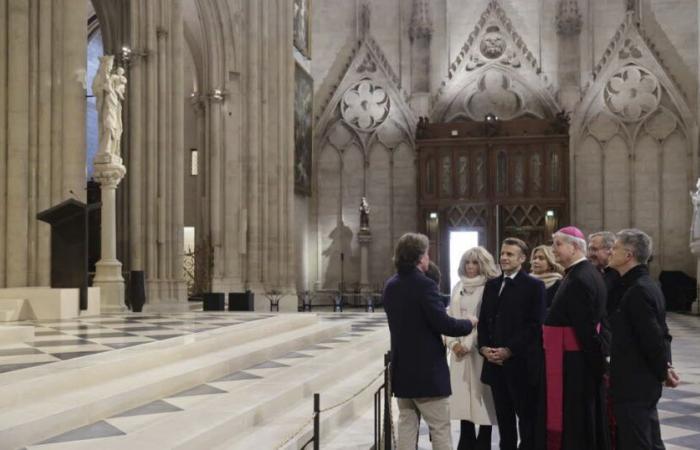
37, 199, 101, 310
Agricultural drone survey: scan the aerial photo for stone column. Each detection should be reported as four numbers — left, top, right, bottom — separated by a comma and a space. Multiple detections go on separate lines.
690, 242, 700, 315
93, 154, 127, 312
690, 180, 700, 315
409, 0, 433, 117
358, 229, 372, 291
555, 0, 583, 112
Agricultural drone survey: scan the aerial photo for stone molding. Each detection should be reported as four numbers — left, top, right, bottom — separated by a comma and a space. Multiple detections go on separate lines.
315, 34, 416, 158
431, 0, 559, 122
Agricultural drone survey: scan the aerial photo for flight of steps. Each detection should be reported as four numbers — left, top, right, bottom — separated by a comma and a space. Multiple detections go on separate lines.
0, 313, 389, 450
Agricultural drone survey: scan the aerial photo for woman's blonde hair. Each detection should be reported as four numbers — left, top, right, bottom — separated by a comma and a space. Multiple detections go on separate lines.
458, 246, 500, 279
531, 245, 564, 275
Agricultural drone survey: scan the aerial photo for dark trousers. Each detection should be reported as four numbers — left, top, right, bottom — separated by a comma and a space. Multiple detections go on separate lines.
614, 401, 664, 450
490, 369, 537, 450
458, 420, 492, 450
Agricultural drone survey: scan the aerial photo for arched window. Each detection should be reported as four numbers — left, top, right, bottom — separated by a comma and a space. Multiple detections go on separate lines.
86, 26, 103, 179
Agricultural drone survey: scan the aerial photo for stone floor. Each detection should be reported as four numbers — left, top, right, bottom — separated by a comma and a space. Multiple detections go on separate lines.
2, 311, 700, 448
0, 313, 274, 373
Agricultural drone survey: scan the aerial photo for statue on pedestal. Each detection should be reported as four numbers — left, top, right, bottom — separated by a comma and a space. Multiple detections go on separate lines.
92, 55, 127, 157
691, 179, 700, 242
360, 197, 371, 230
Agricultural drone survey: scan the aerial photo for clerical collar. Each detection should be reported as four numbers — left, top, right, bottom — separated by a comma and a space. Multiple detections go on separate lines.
564, 257, 587, 273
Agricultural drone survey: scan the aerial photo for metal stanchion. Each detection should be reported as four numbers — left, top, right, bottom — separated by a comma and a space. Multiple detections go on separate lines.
383, 352, 391, 449
313, 393, 320, 450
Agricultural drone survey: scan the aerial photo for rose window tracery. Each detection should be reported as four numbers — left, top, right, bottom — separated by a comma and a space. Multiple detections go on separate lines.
604, 65, 660, 122
341, 79, 390, 130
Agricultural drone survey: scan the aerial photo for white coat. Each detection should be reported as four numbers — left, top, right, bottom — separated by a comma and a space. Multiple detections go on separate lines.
446, 276, 497, 424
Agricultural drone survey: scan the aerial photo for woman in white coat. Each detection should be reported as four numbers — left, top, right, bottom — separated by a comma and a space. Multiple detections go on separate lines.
447, 246, 500, 450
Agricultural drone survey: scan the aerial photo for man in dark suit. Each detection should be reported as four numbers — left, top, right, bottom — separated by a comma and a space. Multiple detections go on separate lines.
384, 232, 477, 450
478, 237, 546, 450
608, 229, 678, 449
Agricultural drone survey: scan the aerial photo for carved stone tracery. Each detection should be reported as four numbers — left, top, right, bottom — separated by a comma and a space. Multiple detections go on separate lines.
603, 65, 660, 122
341, 79, 390, 131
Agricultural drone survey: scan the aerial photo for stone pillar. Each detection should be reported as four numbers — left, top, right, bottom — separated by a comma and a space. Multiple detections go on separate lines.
0, 0, 86, 288
555, 0, 583, 112
409, 0, 433, 117
93, 154, 127, 312
690, 180, 700, 315
358, 230, 372, 291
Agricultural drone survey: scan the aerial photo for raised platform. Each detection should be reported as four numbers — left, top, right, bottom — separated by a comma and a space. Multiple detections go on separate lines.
0, 312, 389, 450
0, 287, 100, 321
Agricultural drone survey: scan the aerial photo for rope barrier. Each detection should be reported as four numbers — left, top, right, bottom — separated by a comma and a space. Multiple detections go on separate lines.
319, 367, 385, 413
272, 366, 386, 449
273, 415, 315, 450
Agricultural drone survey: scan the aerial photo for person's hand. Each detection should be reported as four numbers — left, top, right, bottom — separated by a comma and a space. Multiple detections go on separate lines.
481, 346, 502, 365
491, 347, 512, 363
665, 367, 680, 388
466, 315, 479, 327
453, 343, 469, 358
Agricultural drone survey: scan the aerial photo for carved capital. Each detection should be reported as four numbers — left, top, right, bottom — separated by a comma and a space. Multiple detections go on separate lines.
93, 152, 126, 188
556, 0, 582, 36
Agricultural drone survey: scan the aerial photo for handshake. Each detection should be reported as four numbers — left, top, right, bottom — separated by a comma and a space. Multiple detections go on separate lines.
465, 315, 478, 327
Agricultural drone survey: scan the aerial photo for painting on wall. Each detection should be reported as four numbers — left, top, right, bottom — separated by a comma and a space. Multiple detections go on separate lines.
295, 63, 313, 195
293, 0, 310, 58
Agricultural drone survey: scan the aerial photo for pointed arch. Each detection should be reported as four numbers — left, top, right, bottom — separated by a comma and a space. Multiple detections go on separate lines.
432, 0, 559, 121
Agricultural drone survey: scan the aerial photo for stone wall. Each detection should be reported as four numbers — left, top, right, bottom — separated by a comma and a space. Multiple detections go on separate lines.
310, 0, 699, 286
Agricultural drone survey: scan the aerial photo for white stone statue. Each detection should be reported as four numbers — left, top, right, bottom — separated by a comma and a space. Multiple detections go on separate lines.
92, 55, 127, 157
691, 178, 700, 241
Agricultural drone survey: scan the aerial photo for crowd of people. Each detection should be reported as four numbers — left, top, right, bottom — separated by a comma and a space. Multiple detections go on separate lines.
383, 226, 680, 450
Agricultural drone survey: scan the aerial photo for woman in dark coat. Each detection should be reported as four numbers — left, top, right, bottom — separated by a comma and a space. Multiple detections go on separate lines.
530, 245, 564, 309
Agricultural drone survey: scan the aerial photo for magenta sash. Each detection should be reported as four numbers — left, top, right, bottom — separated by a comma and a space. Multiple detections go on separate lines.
543, 325, 581, 450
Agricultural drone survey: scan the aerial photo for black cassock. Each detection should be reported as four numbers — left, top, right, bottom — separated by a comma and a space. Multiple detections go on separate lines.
543, 259, 611, 450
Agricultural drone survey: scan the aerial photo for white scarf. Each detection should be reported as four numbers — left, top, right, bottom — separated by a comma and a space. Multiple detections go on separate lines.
531, 271, 563, 288
459, 275, 486, 295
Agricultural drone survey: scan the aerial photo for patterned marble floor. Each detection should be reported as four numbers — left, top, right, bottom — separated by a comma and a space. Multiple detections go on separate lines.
0, 312, 274, 374
415, 311, 700, 449
24, 313, 388, 448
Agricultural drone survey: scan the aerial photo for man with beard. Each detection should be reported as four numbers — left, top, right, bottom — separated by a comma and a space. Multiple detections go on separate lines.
544, 226, 610, 450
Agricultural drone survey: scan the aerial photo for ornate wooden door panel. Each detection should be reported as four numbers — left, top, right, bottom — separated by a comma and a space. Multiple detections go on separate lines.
416, 117, 569, 290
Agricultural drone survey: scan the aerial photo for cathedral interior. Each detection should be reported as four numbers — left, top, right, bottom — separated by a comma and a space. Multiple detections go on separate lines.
0, 0, 700, 448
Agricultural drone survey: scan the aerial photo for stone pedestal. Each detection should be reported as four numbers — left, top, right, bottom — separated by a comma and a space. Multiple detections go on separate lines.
358, 229, 372, 291
93, 153, 127, 312
690, 241, 700, 315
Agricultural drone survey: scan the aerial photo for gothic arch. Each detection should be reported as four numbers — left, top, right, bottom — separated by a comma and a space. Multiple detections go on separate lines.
571, 11, 696, 275
313, 25, 417, 289
432, 0, 559, 122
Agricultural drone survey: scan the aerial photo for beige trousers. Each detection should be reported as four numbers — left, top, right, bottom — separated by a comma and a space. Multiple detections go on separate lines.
397, 396, 452, 450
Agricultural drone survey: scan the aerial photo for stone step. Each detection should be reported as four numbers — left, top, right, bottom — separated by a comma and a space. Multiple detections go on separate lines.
0, 314, 315, 407
0, 299, 26, 322
26, 326, 388, 450
2, 314, 349, 450
221, 333, 388, 450
0, 325, 34, 345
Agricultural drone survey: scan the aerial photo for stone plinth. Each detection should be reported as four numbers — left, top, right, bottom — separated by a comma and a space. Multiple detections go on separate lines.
93, 152, 127, 312
358, 229, 372, 291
